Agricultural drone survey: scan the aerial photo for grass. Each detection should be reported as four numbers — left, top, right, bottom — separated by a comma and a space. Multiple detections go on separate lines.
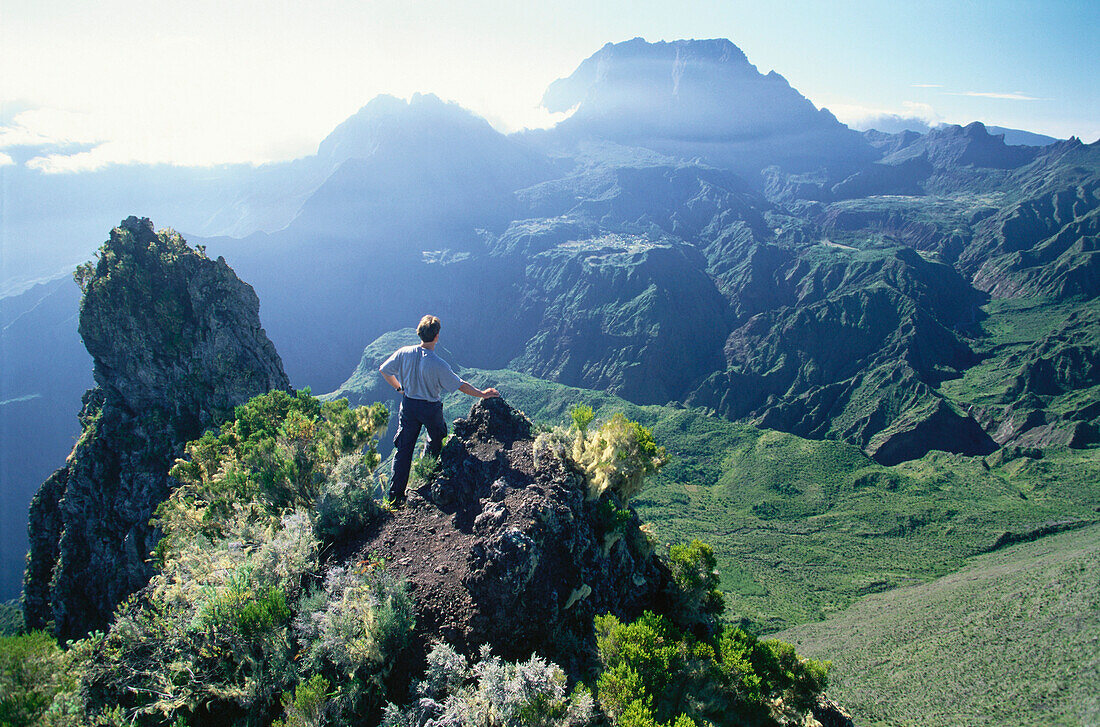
774, 523, 1100, 727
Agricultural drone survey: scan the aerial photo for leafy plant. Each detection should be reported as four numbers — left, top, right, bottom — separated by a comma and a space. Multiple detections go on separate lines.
411, 453, 442, 484
157, 389, 387, 560
571, 405, 596, 434
293, 563, 415, 720
573, 414, 667, 502
535, 409, 666, 503
383, 642, 594, 727
594, 610, 829, 727
272, 675, 334, 727
71, 390, 406, 726
667, 540, 725, 630
0, 631, 66, 726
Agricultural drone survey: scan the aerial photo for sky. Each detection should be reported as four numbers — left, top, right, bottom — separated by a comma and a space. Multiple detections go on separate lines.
2, 0, 1098, 171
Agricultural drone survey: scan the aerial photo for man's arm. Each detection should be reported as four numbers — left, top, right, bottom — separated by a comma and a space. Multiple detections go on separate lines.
379, 369, 403, 392
459, 381, 499, 399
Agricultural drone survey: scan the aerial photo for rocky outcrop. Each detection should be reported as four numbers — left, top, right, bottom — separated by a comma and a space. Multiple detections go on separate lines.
23, 217, 290, 640
353, 397, 668, 672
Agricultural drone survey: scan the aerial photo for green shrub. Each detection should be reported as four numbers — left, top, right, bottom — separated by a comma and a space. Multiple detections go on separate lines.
668, 540, 725, 629
594, 610, 828, 727
0, 631, 67, 726
314, 454, 383, 541
76, 390, 404, 726
159, 390, 387, 559
293, 563, 415, 720
194, 565, 292, 638
411, 453, 441, 485
571, 405, 596, 434
273, 675, 334, 727
574, 414, 666, 502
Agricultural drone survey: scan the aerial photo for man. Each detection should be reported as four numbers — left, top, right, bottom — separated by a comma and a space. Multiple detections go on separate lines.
379, 315, 499, 505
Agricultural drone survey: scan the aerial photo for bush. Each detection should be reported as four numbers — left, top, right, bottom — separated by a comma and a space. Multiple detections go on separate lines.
314, 454, 383, 541
594, 611, 829, 727
75, 390, 405, 726
667, 540, 725, 630
411, 453, 441, 485
573, 414, 666, 502
383, 642, 594, 727
0, 631, 67, 726
158, 391, 387, 553
273, 675, 334, 727
535, 410, 666, 503
293, 563, 415, 719
570, 405, 596, 434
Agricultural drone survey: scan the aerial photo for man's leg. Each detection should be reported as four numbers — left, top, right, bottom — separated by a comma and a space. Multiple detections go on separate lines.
390, 398, 422, 502
422, 401, 448, 459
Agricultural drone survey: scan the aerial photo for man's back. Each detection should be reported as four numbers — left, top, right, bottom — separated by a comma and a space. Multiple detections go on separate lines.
379, 344, 462, 403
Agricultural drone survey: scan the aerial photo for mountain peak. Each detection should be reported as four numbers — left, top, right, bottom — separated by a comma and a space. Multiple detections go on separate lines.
537, 37, 870, 178
542, 37, 760, 116
316, 92, 495, 164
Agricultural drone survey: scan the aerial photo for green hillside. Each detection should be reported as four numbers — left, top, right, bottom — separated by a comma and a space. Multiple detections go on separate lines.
420, 365, 1100, 634
774, 523, 1100, 727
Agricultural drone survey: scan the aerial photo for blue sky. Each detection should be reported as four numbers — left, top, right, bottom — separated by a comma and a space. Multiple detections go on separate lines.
1, 0, 1097, 169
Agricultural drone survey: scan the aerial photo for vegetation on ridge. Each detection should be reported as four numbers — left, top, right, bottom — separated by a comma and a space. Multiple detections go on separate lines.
2, 391, 831, 727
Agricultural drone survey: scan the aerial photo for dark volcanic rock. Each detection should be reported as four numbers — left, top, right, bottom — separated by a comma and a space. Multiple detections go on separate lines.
356, 398, 668, 671
23, 217, 290, 639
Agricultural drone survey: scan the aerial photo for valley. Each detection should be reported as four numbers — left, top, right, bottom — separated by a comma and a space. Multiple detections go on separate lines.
2, 35, 1097, 726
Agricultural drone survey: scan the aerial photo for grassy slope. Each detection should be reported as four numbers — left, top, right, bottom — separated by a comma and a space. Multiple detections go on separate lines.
446, 366, 1100, 634
939, 297, 1100, 418
774, 523, 1100, 727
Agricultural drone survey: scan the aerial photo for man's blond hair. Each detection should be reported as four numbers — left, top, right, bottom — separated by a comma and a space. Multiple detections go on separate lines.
417, 315, 442, 343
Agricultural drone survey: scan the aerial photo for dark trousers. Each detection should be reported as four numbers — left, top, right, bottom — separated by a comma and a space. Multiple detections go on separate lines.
390, 395, 447, 500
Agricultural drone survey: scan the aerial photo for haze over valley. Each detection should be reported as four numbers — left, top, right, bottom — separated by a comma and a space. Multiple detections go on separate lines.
2, 22, 1098, 726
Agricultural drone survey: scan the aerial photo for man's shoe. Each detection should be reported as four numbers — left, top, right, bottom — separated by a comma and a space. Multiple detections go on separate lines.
384, 496, 407, 510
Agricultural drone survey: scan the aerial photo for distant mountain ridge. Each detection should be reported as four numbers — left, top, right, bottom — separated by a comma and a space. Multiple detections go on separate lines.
2, 36, 1098, 605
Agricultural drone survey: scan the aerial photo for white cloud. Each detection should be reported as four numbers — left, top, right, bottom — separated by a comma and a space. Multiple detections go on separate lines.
0, 151, 14, 166
826, 101, 942, 133
473, 99, 577, 134
948, 91, 1045, 101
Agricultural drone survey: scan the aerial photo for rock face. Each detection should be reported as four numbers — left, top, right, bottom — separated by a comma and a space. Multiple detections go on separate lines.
23, 217, 290, 640
355, 397, 668, 670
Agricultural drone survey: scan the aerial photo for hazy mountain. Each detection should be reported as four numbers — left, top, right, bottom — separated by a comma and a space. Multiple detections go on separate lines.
533, 37, 875, 180
2, 37, 1098, 612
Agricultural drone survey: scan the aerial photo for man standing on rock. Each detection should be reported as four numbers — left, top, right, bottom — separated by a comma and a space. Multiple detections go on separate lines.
379, 315, 499, 505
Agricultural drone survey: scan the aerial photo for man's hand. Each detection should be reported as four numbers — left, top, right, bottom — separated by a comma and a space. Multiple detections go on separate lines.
459, 382, 500, 399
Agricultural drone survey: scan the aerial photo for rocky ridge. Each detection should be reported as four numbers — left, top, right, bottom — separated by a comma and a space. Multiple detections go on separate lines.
353, 397, 668, 672
23, 217, 290, 640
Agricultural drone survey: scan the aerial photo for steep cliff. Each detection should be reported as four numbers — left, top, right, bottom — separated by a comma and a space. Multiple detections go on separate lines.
23, 217, 290, 640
